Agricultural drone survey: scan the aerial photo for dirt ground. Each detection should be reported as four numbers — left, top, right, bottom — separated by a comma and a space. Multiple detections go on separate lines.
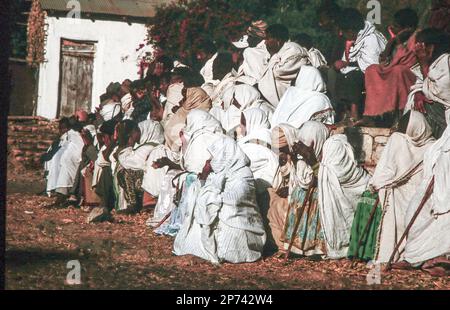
5, 168, 449, 290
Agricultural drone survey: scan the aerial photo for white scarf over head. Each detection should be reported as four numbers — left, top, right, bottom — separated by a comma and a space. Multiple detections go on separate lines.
423, 53, 450, 119
341, 21, 387, 74
181, 110, 223, 173
318, 134, 370, 259
272, 65, 334, 129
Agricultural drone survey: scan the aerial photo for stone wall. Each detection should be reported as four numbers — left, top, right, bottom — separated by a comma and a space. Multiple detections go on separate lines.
8, 116, 59, 169
334, 126, 391, 173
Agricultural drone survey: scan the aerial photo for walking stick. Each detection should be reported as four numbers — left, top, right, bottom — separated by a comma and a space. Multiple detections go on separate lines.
154, 211, 172, 229
284, 184, 315, 262
351, 196, 380, 267
386, 177, 435, 271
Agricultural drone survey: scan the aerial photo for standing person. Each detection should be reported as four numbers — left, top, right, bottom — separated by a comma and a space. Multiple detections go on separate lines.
405, 28, 450, 139
333, 8, 387, 123
362, 9, 420, 127
258, 24, 309, 108
348, 111, 435, 262
173, 136, 266, 264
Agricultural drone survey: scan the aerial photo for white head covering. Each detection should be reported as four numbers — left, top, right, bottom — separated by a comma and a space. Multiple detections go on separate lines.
120, 93, 133, 112
137, 119, 165, 146
100, 102, 122, 121
272, 66, 334, 128
240, 107, 271, 145
318, 134, 370, 259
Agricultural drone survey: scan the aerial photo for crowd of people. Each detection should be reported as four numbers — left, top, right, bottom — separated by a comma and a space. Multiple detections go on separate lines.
41, 3, 450, 277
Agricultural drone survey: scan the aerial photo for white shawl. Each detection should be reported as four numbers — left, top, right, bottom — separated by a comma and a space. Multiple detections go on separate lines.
118, 119, 164, 171
181, 110, 223, 173
162, 82, 184, 126
341, 21, 387, 74
370, 111, 435, 262
272, 65, 334, 129
100, 101, 122, 121
318, 134, 370, 259
308, 48, 327, 68
56, 129, 84, 189
423, 53, 450, 113
238, 108, 278, 191
200, 52, 218, 84
258, 41, 309, 107
236, 41, 271, 86
404, 121, 450, 264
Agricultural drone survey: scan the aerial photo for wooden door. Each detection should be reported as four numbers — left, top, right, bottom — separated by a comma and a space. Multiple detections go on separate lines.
58, 39, 95, 117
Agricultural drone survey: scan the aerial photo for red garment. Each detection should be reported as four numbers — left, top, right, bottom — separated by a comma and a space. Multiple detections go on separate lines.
364, 34, 418, 116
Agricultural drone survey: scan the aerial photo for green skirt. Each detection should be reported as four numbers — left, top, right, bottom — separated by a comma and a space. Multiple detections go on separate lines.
347, 190, 382, 261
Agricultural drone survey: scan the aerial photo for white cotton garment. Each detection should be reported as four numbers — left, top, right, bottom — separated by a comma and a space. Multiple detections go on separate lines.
45, 131, 70, 192
308, 48, 327, 68
118, 119, 164, 171
341, 21, 387, 74
162, 82, 184, 126
236, 41, 271, 86
370, 111, 435, 263
238, 108, 278, 192
55, 129, 84, 189
272, 65, 334, 129
258, 41, 309, 107
404, 122, 450, 264
200, 53, 218, 84
422, 53, 450, 110
318, 134, 370, 259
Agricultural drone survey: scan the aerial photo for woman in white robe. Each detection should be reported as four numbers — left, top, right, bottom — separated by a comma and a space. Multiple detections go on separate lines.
153, 110, 224, 234
318, 134, 370, 259
402, 116, 450, 271
173, 136, 266, 264
271, 65, 335, 129
348, 111, 436, 262
210, 84, 273, 134
238, 107, 278, 193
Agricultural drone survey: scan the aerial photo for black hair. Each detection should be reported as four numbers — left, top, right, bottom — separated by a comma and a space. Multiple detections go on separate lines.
100, 92, 111, 102
318, 0, 341, 22
198, 39, 217, 55
416, 28, 450, 63
212, 52, 234, 81
68, 116, 83, 132
117, 120, 139, 148
337, 8, 365, 32
88, 113, 96, 123
292, 33, 313, 50
183, 70, 205, 88
156, 55, 174, 72
99, 119, 118, 136
131, 95, 152, 123
59, 117, 70, 129
394, 8, 419, 30
266, 24, 290, 42
130, 79, 146, 91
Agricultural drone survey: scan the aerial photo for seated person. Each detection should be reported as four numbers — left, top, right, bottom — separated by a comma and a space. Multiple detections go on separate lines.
173, 135, 266, 264
292, 33, 327, 68
258, 24, 309, 108
348, 111, 435, 262
272, 65, 335, 129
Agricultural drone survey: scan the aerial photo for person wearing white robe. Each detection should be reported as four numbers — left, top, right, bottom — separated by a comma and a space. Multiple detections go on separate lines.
115, 120, 164, 213
238, 108, 278, 193
272, 65, 335, 129
173, 136, 266, 264
318, 134, 370, 259
307, 47, 328, 68
150, 110, 224, 232
236, 40, 271, 86
369, 111, 435, 263
200, 52, 218, 85
45, 122, 70, 194
258, 24, 309, 108
403, 113, 450, 267
55, 128, 85, 195
161, 82, 184, 127
210, 84, 274, 134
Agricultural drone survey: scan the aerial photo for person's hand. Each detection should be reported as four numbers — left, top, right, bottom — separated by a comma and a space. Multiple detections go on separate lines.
198, 160, 212, 181
292, 140, 317, 167
172, 105, 180, 114
152, 157, 171, 169
276, 187, 289, 199
413, 92, 433, 114
334, 60, 349, 71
